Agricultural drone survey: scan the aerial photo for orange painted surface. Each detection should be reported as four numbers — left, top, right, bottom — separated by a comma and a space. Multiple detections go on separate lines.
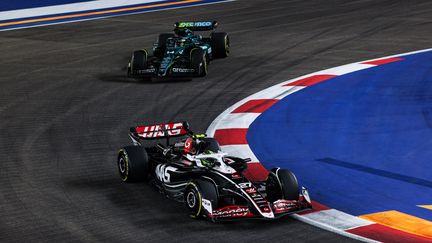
359, 210, 432, 239
347, 223, 432, 243
0, 0, 201, 27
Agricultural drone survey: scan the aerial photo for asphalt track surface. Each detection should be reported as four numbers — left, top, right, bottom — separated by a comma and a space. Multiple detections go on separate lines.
1, 0, 431, 242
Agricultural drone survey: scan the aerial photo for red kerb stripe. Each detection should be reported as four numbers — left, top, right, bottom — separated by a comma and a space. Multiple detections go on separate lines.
285, 74, 337, 87
297, 201, 330, 215
362, 57, 403, 65
214, 128, 248, 145
243, 162, 269, 181
232, 99, 279, 113
347, 223, 432, 243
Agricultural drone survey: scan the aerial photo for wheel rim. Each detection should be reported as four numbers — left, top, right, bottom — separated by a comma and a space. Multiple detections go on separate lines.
186, 191, 196, 208
119, 156, 127, 175
203, 55, 207, 74
225, 36, 230, 55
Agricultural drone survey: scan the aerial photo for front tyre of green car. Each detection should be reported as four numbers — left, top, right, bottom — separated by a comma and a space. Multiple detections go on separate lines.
191, 48, 208, 77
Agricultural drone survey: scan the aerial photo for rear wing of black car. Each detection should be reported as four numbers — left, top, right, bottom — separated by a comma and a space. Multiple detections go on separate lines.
174, 21, 218, 31
129, 121, 190, 140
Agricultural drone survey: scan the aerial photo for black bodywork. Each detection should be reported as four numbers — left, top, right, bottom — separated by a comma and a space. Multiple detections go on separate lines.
117, 122, 312, 221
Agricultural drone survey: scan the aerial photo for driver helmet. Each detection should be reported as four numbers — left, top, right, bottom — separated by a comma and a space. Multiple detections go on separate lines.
183, 137, 205, 155
166, 38, 175, 48
176, 38, 186, 48
175, 28, 193, 37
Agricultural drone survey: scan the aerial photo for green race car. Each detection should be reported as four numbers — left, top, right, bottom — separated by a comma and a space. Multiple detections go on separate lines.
127, 21, 229, 80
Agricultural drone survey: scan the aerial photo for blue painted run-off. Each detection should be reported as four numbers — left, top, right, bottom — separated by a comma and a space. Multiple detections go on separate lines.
0, 0, 94, 11
247, 50, 432, 221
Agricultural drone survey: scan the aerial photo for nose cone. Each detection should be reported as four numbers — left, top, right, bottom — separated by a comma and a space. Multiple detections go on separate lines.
158, 56, 172, 76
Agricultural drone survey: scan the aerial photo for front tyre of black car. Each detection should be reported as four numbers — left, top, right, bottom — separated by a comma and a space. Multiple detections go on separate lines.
266, 168, 299, 201
277, 169, 300, 200
185, 182, 202, 218
185, 179, 218, 219
266, 171, 283, 202
117, 146, 149, 183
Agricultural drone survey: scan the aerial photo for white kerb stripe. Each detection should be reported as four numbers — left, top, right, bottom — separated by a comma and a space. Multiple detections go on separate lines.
292, 214, 379, 243
299, 209, 374, 231
244, 85, 305, 100
212, 113, 260, 130
314, 63, 375, 76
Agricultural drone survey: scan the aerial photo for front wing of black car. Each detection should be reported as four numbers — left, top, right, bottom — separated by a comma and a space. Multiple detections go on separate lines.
202, 187, 312, 221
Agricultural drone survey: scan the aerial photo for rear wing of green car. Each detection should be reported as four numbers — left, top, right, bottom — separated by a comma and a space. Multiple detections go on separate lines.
174, 21, 218, 31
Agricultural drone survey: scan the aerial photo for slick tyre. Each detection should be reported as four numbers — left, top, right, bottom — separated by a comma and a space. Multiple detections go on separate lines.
131, 50, 148, 73
117, 146, 149, 183
157, 33, 175, 49
210, 32, 230, 58
267, 168, 299, 201
191, 48, 208, 77
131, 50, 152, 81
266, 172, 282, 202
277, 169, 299, 200
185, 179, 218, 219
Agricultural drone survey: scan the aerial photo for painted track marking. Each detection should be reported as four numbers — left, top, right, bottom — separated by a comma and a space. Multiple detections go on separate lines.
207, 48, 432, 242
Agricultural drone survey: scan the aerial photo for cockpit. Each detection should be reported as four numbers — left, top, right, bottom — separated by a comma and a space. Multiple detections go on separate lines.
166, 37, 192, 49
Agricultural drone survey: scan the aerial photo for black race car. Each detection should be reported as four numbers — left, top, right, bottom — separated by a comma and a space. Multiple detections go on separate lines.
117, 122, 312, 221
127, 21, 229, 80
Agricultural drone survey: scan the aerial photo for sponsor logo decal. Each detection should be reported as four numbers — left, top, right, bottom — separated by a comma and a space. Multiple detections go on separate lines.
240, 183, 271, 214
238, 182, 252, 188
137, 68, 156, 74
273, 199, 297, 213
202, 198, 213, 215
212, 206, 250, 218
155, 164, 177, 183
245, 187, 256, 193
172, 67, 195, 73
178, 21, 213, 28
136, 122, 186, 138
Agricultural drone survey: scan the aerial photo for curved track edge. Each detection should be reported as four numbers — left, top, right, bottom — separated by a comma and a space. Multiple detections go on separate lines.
206, 48, 432, 243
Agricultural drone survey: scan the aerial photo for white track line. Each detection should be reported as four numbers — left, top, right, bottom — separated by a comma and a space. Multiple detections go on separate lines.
0, 0, 164, 21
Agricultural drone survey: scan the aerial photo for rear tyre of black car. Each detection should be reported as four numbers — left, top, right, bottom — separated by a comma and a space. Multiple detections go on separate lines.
266, 169, 299, 201
117, 146, 149, 183
185, 179, 218, 219
211, 32, 229, 58
191, 49, 208, 77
